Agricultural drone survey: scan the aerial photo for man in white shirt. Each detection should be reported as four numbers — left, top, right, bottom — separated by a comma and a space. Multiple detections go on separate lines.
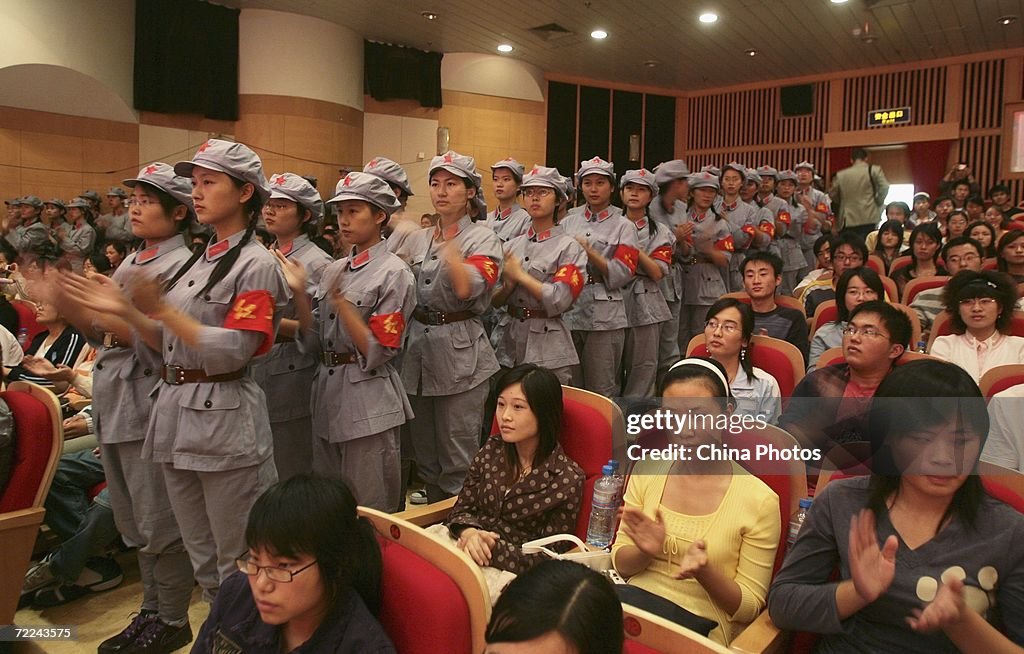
983, 384, 1024, 471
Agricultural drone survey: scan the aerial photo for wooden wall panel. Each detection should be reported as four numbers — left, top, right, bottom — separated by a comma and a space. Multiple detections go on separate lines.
840, 66, 947, 132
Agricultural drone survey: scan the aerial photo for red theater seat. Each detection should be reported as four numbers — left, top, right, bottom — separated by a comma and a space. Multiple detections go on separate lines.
687, 334, 805, 401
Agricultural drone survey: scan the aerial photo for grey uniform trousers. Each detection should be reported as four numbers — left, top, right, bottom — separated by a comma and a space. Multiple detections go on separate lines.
312, 427, 401, 512
571, 328, 626, 398
623, 323, 661, 397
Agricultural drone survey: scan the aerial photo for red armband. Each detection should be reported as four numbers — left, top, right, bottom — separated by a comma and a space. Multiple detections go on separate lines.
552, 263, 585, 299
778, 210, 792, 226
651, 245, 673, 264
714, 235, 735, 252
816, 201, 828, 213
758, 220, 776, 239
368, 312, 406, 349
613, 244, 639, 274
465, 255, 499, 288
741, 224, 757, 238
223, 290, 275, 356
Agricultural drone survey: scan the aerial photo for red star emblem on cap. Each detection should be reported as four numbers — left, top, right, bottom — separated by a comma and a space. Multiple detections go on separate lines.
342, 175, 353, 187
144, 165, 158, 175
529, 167, 539, 176
590, 157, 601, 163
443, 153, 454, 164
504, 157, 514, 162
198, 141, 212, 153
274, 175, 287, 186
638, 169, 647, 176
368, 158, 378, 167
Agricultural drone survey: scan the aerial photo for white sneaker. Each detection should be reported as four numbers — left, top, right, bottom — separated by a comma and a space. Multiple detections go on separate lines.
22, 555, 57, 596
409, 490, 429, 505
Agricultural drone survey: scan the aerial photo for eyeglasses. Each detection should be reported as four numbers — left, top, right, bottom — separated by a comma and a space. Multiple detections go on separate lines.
705, 319, 740, 334
126, 198, 158, 208
841, 325, 889, 339
959, 297, 997, 308
522, 187, 554, 198
945, 253, 980, 265
832, 254, 863, 263
264, 200, 295, 213
235, 557, 317, 583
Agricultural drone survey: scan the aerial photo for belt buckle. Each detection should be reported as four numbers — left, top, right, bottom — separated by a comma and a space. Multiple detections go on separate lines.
425, 310, 443, 325
163, 364, 184, 385
102, 332, 117, 348
320, 352, 336, 367
511, 306, 527, 319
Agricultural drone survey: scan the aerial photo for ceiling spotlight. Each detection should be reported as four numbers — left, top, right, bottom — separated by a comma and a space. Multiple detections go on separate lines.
420, 11, 438, 20
998, 15, 1018, 25
830, 0, 849, 4
699, 12, 718, 23
642, 60, 659, 68
745, 49, 758, 57
591, 29, 608, 39
497, 44, 513, 53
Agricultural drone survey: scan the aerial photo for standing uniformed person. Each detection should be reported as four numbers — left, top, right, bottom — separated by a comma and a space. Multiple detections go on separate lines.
99, 140, 289, 599
392, 151, 503, 503
59, 198, 98, 273
774, 170, 810, 294
41, 198, 70, 240
365, 156, 416, 242
491, 165, 586, 384
794, 161, 832, 270
717, 162, 763, 291
649, 160, 690, 382
561, 157, 639, 397
97, 186, 134, 244
485, 158, 531, 242
283, 172, 415, 511
55, 162, 198, 651
678, 172, 734, 347
256, 173, 333, 480
4, 195, 49, 255
619, 169, 672, 397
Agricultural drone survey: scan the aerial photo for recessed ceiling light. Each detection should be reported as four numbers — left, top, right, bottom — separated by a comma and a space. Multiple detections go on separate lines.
591, 29, 608, 39
642, 60, 659, 68
830, 0, 849, 4
998, 15, 1018, 25
497, 44, 513, 53
699, 12, 718, 24
420, 11, 438, 20
745, 49, 758, 57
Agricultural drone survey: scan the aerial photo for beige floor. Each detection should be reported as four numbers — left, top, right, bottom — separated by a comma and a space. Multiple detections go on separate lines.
13, 550, 208, 653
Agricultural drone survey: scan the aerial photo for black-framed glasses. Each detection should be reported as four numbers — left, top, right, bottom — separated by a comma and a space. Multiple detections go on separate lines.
235, 557, 318, 583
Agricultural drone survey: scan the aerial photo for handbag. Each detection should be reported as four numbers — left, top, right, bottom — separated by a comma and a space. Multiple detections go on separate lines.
521, 533, 612, 571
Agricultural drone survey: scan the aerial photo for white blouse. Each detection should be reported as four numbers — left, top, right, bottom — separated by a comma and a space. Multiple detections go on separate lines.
929, 332, 1024, 382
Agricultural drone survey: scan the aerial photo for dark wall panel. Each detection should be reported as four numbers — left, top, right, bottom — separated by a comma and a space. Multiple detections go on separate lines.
578, 86, 611, 163
546, 81, 578, 176
644, 94, 676, 169
612, 90, 643, 169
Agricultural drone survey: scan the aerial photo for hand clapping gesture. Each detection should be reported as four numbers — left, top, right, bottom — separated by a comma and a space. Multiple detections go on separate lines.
620, 507, 666, 559
907, 577, 965, 632
848, 509, 898, 604
674, 540, 710, 580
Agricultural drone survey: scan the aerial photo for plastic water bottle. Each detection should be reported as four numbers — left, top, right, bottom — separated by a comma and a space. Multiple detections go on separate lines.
787, 498, 813, 548
916, 339, 927, 354
16, 327, 27, 349
586, 462, 624, 549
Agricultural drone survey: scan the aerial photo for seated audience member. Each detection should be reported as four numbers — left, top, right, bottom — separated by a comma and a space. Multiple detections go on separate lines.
985, 205, 1010, 240
0, 239, 21, 335
743, 251, 809, 363
780, 301, 911, 452
990, 183, 1022, 220
869, 220, 905, 274
966, 196, 986, 224
0, 322, 23, 372
967, 221, 998, 259
194, 475, 395, 654
6, 298, 89, 391
103, 240, 128, 271
769, 360, 1024, 651
932, 195, 955, 237
801, 233, 868, 317
703, 299, 782, 424
443, 365, 584, 576
83, 252, 113, 277
909, 191, 936, 227
793, 234, 833, 297
613, 358, 781, 646
997, 229, 1024, 284
0, 397, 16, 502
866, 204, 913, 251
911, 237, 983, 334
484, 559, 624, 654
946, 210, 969, 241
893, 223, 946, 298
929, 270, 1024, 383
22, 446, 123, 608
983, 384, 1024, 472
809, 267, 885, 371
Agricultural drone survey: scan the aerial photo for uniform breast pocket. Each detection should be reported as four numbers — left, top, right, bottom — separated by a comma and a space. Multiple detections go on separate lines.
345, 289, 379, 318
526, 254, 558, 280
199, 284, 236, 323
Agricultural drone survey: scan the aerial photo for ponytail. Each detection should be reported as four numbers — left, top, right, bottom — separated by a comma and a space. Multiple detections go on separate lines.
349, 516, 384, 616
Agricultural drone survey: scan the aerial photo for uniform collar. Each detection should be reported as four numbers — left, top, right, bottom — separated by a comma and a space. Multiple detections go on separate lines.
434, 215, 472, 242
133, 234, 186, 265
346, 239, 387, 271
276, 234, 310, 258
584, 206, 612, 222
721, 198, 738, 212
205, 229, 247, 262
633, 216, 649, 230
527, 225, 562, 242
690, 208, 710, 222
758, 193, 775, 206
491, 204, 521, 221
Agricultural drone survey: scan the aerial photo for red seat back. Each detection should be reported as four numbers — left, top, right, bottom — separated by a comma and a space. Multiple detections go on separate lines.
375, 534, 474, 654
0, 389, 56, 511
690, 342, 800, 399
10, 301, 43, 353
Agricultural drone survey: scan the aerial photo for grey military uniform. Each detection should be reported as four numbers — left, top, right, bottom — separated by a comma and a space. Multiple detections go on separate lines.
768, 197, 809, 294
622, 216, 673, 397
561, 205, 639, 397
93, 234, 195, 623
5, 220, 49, 253
143, 230, 289, 595
800, 188, 832, 268
256, 234, 332, 481
649, 196, 689, 377
718, 198, 760, 291
59, 221, 98, 272
392, 215, 502, 500
491, 225, 586, 383
681, 210, 733, 347
484, 203, 531, 242
98, 212, 134, 244
300, 240, 415, 511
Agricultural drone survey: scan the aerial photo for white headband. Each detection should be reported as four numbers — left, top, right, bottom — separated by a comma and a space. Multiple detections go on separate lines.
666, 357, 732, 398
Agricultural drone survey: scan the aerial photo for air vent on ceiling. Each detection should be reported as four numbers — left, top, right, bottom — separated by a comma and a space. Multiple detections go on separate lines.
528, 23, 573, 40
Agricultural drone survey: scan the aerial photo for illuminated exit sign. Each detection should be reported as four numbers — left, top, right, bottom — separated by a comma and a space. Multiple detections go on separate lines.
868, 107, 911, 127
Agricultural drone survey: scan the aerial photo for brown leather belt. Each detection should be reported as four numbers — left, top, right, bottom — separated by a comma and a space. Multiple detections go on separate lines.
509, 306, 549, 320
413, 307, 476, 325
102, 332, 126, 349
161, 365, 245, 385
320, 351, 358, 366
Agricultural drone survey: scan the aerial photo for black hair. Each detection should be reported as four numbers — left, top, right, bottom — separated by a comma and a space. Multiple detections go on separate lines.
103, 240, 129, 260
85, 252, 112, 275
851, 147, 868, 161
836, 267, 885, 323
966, 195, 985, 208
833, 232, 869, 266
742, 250, 784, 277
964, 221, 997, 258
705, 298, 756, 379
942, 235, 984, 262
873, 220, 905, 254
942, 270, 1017, 335
952, 179, 972, 190
866, 360, 988, 532
485, 559, 624, 654
813, 233, 834, 257
989, 183, 1010, 196
135, 181, 194, 234
907, 222, 943, 266
492, 364, 563, 484
885, 201, 910, 220
849, 300, 912, 351
997, 229, 1024, 272
0, 239, 18, 265
245, 475, 383, 615
658, 356, 732, 411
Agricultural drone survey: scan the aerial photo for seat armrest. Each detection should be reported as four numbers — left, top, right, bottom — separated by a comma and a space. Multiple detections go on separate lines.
730, 609, 787, 654
394, 496, 457, 527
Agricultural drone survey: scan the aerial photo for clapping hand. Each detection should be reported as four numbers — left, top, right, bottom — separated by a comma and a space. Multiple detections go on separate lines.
273, 249, 307, 296
848, 509, 898, 604
907, 577, 965, 632
674, 540, 709, 580
620, 507, 666, 559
